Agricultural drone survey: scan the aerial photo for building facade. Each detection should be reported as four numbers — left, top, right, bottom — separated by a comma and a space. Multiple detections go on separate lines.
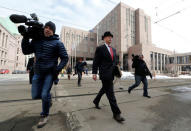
60, 26, 97, 68
60, 2, 191, 74
168, 52, 191, 74
0, 17, 26, 73
93, 2, 152, 69
128, 43, 173, 73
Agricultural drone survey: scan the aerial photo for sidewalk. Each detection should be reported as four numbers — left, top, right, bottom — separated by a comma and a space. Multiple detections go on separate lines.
1, 78, 191, 131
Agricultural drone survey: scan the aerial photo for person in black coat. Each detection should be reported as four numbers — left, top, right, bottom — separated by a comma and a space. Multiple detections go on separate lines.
128, 55, 152, 98
75, 58, 87, 86
21, 21, 68, 127
92, 31, 125, 122
27, 57, 35, 84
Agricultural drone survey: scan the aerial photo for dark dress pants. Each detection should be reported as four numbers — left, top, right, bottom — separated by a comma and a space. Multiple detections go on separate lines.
93, 80, 121, 115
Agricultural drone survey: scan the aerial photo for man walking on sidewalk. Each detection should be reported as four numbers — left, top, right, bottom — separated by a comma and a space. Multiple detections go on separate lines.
128, 55, 152, 98
92, 31, 125, 122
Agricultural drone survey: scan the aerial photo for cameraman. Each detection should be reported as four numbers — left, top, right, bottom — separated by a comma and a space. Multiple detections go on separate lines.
21, 21, 68, 127
128, 55, 152, 98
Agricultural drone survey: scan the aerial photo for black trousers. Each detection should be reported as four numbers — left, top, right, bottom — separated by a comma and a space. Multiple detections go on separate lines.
93, 80, 121, 115
29, 72, 34, 84
77, 72, 82, 86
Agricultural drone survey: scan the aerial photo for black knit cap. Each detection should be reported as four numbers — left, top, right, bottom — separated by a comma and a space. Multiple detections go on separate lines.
45, 21, 56, 34
102, 31, 113, 40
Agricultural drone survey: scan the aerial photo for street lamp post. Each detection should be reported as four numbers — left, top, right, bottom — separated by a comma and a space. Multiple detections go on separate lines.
97, 25, 99, 46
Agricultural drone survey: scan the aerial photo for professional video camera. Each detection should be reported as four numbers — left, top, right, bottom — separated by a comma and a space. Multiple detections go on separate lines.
9, 13, 44, 40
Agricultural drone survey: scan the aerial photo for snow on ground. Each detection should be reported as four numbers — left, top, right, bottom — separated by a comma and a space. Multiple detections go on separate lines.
172, 86, 191, 92
121, 71, 134, 80
120, 71, 191, 80
0, 74, 29, 82
0, 71, 191, 82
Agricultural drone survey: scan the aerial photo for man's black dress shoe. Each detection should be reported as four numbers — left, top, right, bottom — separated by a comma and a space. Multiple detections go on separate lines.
113, 114, 125, 122
93, 101, 101, 109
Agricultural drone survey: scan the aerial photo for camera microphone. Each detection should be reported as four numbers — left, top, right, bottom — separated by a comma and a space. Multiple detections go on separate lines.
9, 14, 28, 23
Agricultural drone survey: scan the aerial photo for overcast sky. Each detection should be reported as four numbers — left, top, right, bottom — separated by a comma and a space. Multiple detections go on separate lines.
0, 0, 190, 53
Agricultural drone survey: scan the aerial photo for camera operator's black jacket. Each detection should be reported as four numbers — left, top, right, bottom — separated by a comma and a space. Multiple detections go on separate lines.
21, 34, 68, 74
132, 59, 151, 76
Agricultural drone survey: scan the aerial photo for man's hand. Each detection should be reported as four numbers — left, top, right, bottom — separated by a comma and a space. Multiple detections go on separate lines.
93, 74, 97, 81
27, 70, 30, 73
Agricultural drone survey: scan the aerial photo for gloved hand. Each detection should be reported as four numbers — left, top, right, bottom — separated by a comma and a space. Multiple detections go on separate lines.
53, 68, 59, 85
149, 73, 153, 79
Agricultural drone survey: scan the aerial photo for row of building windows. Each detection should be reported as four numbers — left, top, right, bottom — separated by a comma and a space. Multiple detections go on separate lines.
65, 32, 95, 42
0, 30, 8, 48
169, 56, 191, 64
0, 50, 7, 58
144, 16, 149, 44
125, 8, 136, 46
0, 59, 6, 66
97, 10, 119, 48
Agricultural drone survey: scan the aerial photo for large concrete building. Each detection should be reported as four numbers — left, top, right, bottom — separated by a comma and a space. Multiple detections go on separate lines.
60, 2, 174, 73
0, 17, 26, 73
93, 2, 174, 73
93, 2, 152, 69
60, 26, 97, 68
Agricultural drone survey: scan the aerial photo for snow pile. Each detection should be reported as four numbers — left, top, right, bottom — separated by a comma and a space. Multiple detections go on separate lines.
178, 75, 191, 79
172, 86, 191, 92
120, 71, 134, 80
0, 74, 29, 82
120, 71, 191, 80
153, 75, 172, 79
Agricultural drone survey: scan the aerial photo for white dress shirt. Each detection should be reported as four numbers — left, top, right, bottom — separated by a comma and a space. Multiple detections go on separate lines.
104, 43, 111, 54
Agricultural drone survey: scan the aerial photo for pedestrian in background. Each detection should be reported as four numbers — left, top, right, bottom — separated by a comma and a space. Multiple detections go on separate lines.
66, 65, 72, 80
128, 55, 152, 98
75, 58, 87, 87
27, 57, 35, 84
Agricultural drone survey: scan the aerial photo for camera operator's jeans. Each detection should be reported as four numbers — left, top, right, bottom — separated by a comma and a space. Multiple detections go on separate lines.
129, 75, 148, 96
31, 73, 53, 116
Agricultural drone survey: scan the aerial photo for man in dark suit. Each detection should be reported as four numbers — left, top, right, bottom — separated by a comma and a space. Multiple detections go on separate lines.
92, 31, 125, 122
27, 57, 35, 84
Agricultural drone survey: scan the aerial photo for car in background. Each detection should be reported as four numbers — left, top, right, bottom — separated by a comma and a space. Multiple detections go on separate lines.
0, 69, 9, 74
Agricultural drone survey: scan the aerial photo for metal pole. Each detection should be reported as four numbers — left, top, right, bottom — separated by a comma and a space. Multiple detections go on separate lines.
71, 47, 73, 70
97, 25, 99, 46
75, 42, 76, 67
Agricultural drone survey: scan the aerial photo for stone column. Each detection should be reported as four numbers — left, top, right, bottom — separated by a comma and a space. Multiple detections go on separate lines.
160, 54, 162, 73
119, 52, 123, 69
83, 56, 86, 61
163, 55, 166, 72
152, 52, 155, 71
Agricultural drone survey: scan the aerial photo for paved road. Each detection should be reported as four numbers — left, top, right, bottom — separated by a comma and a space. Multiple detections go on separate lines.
0, 75, 191, 131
